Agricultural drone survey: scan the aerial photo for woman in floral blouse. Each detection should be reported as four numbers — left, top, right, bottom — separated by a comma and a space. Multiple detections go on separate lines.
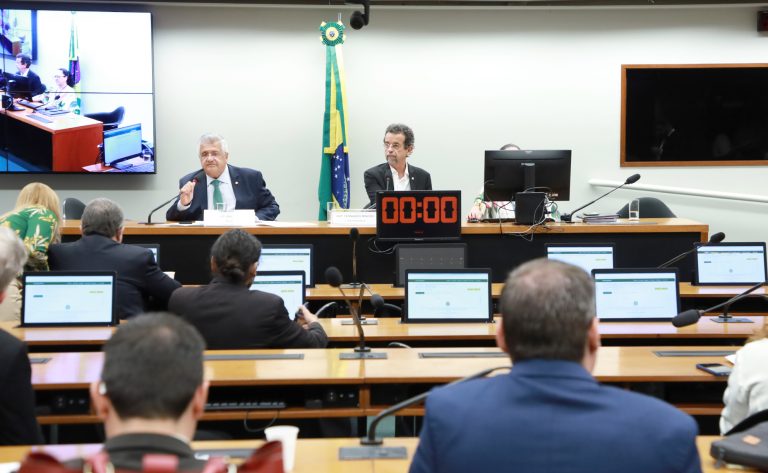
0, 183, 61, 322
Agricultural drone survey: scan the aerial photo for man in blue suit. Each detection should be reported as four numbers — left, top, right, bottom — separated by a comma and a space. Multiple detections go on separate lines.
166, 133, 279, 222
409, 259, 702, 473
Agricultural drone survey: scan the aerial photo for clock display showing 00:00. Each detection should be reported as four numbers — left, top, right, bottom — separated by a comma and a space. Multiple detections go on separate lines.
380, 196, 459, 224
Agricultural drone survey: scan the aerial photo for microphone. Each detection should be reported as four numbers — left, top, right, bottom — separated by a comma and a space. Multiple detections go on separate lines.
325, 266, 386, 359
140, 170, 204, 225
371, 293, 402, 316
657, 232, 725, 268
340, 282, 381, 326
671, 281, 764, 327
340, 366, 509, 459
385, 173, 391, 191
560, 174, 641, 223
342, 228, 362, 288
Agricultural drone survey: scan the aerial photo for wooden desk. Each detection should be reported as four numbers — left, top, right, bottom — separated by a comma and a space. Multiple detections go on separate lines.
59, 218, 708, 285
0, 108, 102, 171
0, 437, 750, 473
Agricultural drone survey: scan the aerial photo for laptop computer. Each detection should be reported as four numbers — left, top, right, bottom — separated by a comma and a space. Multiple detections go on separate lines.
546, 243, 615, 274
694, 242, 767, 285
592, 268, 680, 321
249, 271, 306, 316
403, 269, 493, 323
394, 243, 467, 287
21, 271, 117, 327
258, 244, 314, 287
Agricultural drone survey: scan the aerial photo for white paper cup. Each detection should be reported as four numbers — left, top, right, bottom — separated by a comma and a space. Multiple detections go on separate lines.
265, 425, 299, 472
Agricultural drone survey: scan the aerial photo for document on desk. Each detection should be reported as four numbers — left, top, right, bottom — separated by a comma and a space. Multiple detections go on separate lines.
256, 221, 320, 227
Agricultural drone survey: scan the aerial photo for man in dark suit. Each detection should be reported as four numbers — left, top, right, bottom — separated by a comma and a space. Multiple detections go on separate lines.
409, 259, 702, 473
169, 229, 327, 349
84, 313, 209, 470
49, 198, 180, 319
166, 133, 279, 222
0, 226, 43, 445
14, 53, 45, 97
364, 123, 432, 206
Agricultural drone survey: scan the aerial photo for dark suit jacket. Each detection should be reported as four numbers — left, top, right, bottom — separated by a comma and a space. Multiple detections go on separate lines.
0, 329, 43, 445
364, 162, 432, 205
25, 69, 45, 97
169, 277, 328, 349
48, 235, 181, 319
165, 165, 280, 222
409, 359, 701, 473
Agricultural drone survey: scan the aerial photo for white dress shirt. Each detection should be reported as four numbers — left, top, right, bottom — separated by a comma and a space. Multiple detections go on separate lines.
390, 164, 411, 191
176, 165, 237, 213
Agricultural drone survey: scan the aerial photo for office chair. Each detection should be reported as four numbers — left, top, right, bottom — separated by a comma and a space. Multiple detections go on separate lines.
85, 106, 125, 131
617, 197, 677, 218
724, 408, 768, 435
62, 197, 86, 220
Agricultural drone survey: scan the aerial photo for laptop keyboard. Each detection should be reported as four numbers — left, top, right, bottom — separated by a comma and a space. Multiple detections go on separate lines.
25, 114, 53, 124
107, 162, 155, 173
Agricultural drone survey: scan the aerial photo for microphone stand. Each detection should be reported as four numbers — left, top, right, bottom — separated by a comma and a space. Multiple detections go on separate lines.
332, 285, 386, 360
340, 282, 381, 326
710, 281, 764, 323
339, 366, 509, 459
560, 175, 640, 223
140, 193, 180, 225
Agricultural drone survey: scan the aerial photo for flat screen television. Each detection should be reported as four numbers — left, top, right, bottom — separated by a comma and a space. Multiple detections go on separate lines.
483, 149, 571, 202
0, 5, 155, 173
622, 64, 768, 166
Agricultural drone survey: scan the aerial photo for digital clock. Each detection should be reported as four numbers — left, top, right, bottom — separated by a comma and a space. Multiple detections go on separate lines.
375, 190, 461, 241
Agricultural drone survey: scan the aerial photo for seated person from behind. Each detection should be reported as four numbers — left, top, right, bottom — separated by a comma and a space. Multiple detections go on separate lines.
48, 198, 181, 319
0, 226, 44, 445
364, 123, 432, 207
409, 259, 701, 473
165, 133, 280, 222
169, 229, 327, 349
81, 313, 209, 470
720, 328, 768, 434
467, 143, 519, 221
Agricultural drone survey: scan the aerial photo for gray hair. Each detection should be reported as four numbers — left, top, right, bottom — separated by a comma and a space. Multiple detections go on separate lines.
500, 258, 595, 362
0, 226, 27, 291
81, 198, 124, 238
384, 123, 415, 149
199, 133, 229, 155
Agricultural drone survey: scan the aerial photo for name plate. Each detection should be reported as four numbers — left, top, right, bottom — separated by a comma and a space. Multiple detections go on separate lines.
203, 209, 256, 226
329, 209, 376, 226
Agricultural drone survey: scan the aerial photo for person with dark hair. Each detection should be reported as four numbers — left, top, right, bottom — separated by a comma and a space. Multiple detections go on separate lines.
0, 226, 44, 445
14, 53, 45, 97
410, 259, 701, 473
49, 198, 180, 319
363, 123, 432, 206
34, 68, 79, 113
85, 313, 209, 470
166, 133, 280, 222
169, 229, 327, 349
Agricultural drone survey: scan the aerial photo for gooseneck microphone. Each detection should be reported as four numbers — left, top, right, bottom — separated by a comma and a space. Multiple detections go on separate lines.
342, 228, 362, 288
672, 281, 764, 327
371, 293, 402, 316
560, 174, 641, 223
325, 266, 386, 359
141, 170, 204, 225
657, 232, 725, 269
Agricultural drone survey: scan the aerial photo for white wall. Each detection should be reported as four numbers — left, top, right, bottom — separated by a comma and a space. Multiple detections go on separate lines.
1, 4, 766, 243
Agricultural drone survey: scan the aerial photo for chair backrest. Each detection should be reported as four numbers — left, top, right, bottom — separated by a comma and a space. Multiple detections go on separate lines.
85, 106, 125, 130
617, 197, 676, 218
62, 197, 86, 220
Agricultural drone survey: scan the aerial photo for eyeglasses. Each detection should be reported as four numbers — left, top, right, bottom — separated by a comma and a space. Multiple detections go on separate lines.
383, 142, 403, 151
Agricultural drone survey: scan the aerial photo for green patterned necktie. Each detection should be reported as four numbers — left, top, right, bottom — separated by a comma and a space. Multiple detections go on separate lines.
211, 179, 224, 209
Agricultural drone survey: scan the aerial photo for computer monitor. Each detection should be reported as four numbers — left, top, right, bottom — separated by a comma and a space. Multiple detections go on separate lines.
546, 243, 615, 274
20, 271, 117, 327
394, 243, 467, 287
249, 271, 306, 316
694, 242, 767, 285
131, 243, 160, 265
592, 268, 680, 321
2, 72, 32, 99
103, 124, 143, 168
258, 244, 314, 287
403, 269, 493, 323
483, 150, 572, 201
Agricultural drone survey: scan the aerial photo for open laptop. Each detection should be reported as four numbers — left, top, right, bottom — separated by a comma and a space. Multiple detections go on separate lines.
546, 243, 615, 274
394, 243, 467, 287
258, 244, 314, 287
403, 269, 493, 323
249, 271, 306, 317
592, 268, 680, 321
694, 242, 767, 285
21, 271, 117, 327
102, 123, 143, 170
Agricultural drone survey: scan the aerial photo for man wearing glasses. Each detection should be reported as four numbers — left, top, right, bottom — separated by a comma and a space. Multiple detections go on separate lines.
364, 123, 432, 207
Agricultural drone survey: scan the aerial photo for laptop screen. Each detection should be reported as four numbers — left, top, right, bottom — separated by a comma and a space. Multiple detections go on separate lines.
404, 269, 492, 323
258, 245, 313, 287
21, 272, 117, 326
546, 244, 614, 274
592, 269, 680, 321
695, 243, 767, 285
249, 271, 306, 316
103, 124, 142, 166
